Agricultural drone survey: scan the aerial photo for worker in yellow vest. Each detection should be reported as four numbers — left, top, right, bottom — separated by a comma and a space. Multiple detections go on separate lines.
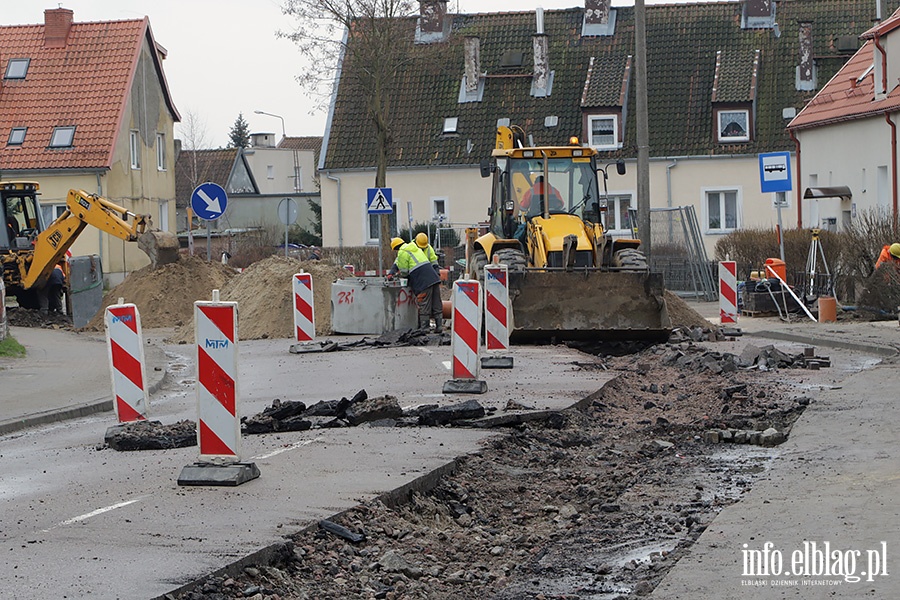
389, 234, 443, 332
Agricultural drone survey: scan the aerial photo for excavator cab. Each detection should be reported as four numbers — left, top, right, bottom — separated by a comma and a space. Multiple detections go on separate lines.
1, 182, 45, 250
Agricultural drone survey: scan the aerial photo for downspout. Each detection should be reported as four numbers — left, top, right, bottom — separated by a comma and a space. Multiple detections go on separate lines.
874, 33, 888, 95
886, 112, 898, 227
665, 159, 677, 208
96, 172, 104, 268
666, 159, 677, 241
326, 173, 343, 259
789, 129, 802, 227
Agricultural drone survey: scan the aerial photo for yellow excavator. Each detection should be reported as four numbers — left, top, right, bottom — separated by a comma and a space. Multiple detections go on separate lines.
472, 125, 670, 341
1, 181, 179, 308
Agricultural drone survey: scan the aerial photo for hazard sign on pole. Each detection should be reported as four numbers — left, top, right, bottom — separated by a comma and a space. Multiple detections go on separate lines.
178, 289, 259, 486
367, 188, 393, 214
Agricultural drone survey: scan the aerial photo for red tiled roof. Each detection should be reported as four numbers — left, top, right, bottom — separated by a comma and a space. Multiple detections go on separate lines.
0, 17, 177, 171
788, 41, 900, 130
862, 6, 900, 38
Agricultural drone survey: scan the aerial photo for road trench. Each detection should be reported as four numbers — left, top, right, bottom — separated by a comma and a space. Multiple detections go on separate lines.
155, 332, 863, 600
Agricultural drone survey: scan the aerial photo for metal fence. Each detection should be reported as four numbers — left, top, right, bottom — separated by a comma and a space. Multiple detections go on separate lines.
641, 206, 718, 301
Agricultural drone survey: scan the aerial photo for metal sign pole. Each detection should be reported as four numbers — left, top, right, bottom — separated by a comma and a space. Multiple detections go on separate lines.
378, 222, 383, 277
206, 221, 211, 263
285, 223, 289, 258
776, 192, 786, 262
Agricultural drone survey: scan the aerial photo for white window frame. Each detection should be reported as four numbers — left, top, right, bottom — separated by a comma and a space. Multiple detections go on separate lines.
267, 165, 275, 180
605, 193, 634, 235
156, 133, 166, 171
40, 203, 67, 227
717, 109, 750, 142
129, 130, 141, 169
431, 197, 448, 223
587, 114, 619, 150
49, 126, 75, 148
293, 166, 303, 192
702, 186, 742, 234
159, 200, 169, 232
366, 201, 398, 244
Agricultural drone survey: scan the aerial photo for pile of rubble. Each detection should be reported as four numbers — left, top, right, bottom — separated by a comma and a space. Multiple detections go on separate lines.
104, 419, 196, 451
242, 390, 489, 434
660, 342, 830, 374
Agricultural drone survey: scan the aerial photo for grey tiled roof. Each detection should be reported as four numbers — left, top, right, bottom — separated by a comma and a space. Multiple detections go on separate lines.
322, 1, 898, 170
174, 149, 238, 209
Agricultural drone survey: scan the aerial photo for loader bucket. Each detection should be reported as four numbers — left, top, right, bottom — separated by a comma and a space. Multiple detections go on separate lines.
508, 270, 671, 342
138, 231, 180, 268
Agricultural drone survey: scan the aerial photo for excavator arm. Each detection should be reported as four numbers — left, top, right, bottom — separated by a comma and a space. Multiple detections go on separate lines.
19, 189, 174, 289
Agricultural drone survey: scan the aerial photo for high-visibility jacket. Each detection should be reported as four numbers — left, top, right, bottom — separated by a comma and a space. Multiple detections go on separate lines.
521, 181, 564, 215
875, 245, 900, 270
393, 242, 440, 294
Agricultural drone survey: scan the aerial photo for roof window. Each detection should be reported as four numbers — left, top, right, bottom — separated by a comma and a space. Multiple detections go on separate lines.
49, 126, 76, 148
7, 127, 26, 146
4, 58, 30, 79
442, 117, 458, 134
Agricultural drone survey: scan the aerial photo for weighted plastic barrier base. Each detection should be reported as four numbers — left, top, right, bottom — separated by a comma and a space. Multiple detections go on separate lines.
481, 356, 514, 369
442, 379, 488, 394
177, 462, 260, 487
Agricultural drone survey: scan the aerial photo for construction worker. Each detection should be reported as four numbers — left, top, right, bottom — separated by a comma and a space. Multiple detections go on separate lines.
520, 175, 565, 217
389, 234, 443, 332
875, 243, 900, 270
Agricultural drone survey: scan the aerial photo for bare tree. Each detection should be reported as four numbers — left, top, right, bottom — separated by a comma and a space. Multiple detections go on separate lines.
280, 0, 422, 265
177, 108, 211, 197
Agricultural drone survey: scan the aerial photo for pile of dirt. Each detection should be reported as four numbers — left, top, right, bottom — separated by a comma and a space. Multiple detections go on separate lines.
83, 257, 236, 331
170, 256, 348, 342
665, 290, 718, 331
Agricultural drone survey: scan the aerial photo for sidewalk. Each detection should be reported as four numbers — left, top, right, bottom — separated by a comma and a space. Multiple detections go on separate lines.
0, 326, 167, 435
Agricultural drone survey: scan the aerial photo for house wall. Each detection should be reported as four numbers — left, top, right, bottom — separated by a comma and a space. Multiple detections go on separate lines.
795, 117, 893, 228
102, 36, 178, 286
320, 154, 799, 258
224, 194, 318, 236
237, 147, 320, 233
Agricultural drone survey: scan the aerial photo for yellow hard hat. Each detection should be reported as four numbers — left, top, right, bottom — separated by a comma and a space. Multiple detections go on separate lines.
891, 243, 900, 258
390, 237, 404, 250
415, 232, 429, 248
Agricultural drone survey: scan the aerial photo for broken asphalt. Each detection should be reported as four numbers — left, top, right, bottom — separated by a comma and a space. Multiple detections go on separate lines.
0, 303, 899, 598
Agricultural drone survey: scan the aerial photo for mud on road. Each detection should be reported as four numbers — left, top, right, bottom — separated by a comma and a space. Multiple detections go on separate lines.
168, 339, 818, 600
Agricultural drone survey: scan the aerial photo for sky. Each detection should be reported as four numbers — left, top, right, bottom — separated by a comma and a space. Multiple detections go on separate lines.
2, 1, 718, 148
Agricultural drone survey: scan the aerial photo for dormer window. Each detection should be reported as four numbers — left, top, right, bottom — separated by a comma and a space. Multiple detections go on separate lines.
587, 115, 619, 150
4, 58, 30, 79
717, 110, 750, 142
7, 127, 26, 146
49, 126, 75, 148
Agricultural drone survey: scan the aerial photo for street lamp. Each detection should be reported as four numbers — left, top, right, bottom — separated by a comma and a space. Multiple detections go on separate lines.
254, 110, 285, 140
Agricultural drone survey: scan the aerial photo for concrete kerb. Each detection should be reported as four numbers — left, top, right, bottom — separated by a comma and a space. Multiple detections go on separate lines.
748, 330, 899, 358
0, 341, 170, 437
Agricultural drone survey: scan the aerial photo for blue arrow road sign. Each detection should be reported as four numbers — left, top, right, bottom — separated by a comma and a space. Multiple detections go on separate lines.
191, 182, 228, 221
367, 188, 393, 214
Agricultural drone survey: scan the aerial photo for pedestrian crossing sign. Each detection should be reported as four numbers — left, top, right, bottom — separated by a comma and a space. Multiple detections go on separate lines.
367, 188, 393, 214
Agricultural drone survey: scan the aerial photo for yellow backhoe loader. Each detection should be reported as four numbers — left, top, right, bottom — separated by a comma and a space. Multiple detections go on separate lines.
472, 126, 670, 341
1, 181, 179, 308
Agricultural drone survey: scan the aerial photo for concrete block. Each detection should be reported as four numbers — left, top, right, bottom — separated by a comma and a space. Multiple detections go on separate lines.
177, 462, 260, 487
481, 356, 514, 369
442, 379, 488, 395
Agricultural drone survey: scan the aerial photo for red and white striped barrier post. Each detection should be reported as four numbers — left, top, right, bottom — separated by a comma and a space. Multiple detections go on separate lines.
443, 280, 487, 394
293, 271, 315, 342
104, 301, 149, 423
719, 261, 738, 324
178, 290, 259, 486
482, 263, 514, 369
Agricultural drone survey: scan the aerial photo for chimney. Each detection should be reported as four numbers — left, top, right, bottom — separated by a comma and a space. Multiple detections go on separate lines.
798, 22, 814, 84
585, 0, 610, 26
44, 8, 74, 48
464, 37, 480, 95
532, 33, 550, 97
416, 0, 449, 43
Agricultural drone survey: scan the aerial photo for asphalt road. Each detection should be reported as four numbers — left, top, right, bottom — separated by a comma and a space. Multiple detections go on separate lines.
2, 312, 899, 599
